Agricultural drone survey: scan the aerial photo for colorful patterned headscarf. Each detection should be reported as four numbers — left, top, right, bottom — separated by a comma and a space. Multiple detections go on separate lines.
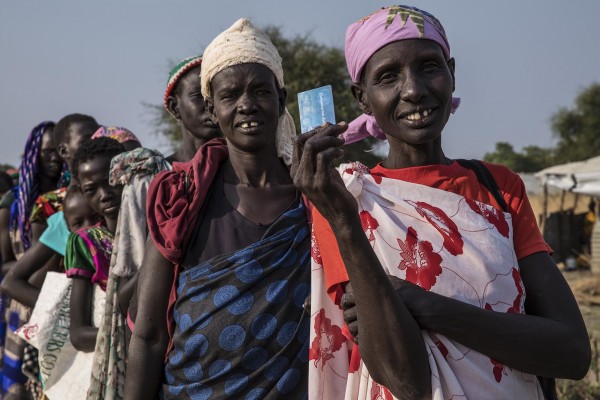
201, 18, 296, 165
91, 126, 141, 145
15, 121, 58, 250
163, 56, 203, 115
343, 5, 461, 144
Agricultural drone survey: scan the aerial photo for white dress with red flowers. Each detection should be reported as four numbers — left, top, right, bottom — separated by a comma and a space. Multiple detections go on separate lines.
308, 163, 544, 400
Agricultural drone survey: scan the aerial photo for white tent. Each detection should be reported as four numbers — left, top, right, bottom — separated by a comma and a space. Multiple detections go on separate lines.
535, 155, 600, 196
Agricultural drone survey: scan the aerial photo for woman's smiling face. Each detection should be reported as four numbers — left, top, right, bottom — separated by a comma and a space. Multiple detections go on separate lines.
355, 39, 455, 147
207, 63, 285, 154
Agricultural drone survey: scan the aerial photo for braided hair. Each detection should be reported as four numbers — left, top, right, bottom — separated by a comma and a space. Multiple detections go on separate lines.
14, 121, 61, 250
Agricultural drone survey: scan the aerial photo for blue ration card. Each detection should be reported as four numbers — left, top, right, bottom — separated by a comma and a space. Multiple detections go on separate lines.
298, 85, 336, 133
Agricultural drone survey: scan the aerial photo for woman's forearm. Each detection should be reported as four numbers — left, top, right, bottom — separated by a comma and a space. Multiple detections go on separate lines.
124, 238, 173, 399
407, 290, 587, 378
396, 253, 590, 379
125, 330, 168, 399
332, 216, 431, 399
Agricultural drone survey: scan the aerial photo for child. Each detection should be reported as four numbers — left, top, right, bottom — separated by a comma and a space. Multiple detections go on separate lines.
65, 137, 126, 352
1, 185, 101, 308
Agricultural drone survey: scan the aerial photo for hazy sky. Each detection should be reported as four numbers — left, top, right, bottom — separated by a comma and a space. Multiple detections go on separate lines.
1, 1, 599, 167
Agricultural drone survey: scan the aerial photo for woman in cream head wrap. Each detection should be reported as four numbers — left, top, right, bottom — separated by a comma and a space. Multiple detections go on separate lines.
201, 17, 296, 165
293, 5, 589, 400
126, 18, 310, 400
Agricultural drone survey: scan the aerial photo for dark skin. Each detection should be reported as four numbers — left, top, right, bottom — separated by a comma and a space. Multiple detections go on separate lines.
71, 155, 123, 352
29, 127, 61, 241
125, 63, 294, 400
293, 39, 591, 398
0, 208, 14, 270
0, 127, 62, 271
56, 122, 97, 170
166, 66, 222, 163
0, 191, 100, 308
0, 243, 59, 308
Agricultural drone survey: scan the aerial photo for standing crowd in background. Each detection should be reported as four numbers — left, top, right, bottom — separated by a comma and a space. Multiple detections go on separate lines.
0, 5, 591, 400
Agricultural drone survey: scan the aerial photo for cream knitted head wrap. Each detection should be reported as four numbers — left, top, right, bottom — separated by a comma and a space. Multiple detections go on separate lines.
201, 18, 296, 165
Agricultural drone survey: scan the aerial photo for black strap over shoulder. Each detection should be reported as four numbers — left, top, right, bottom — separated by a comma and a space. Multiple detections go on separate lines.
456, 159, 557, 400
455, 159, 509, 212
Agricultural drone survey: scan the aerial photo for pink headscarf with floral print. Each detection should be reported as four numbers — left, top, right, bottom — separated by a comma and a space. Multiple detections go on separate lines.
343, 5, 460, 144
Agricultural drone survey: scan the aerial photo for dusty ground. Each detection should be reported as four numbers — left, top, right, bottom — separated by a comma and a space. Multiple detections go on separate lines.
562, 267, 600, 386
564, 269, 600, 335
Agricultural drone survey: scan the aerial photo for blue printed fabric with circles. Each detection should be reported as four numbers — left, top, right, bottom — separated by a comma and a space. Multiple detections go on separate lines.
162, 202, 310, 400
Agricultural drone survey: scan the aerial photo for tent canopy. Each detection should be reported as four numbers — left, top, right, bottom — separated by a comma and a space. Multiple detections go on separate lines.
536, 155, 600, 196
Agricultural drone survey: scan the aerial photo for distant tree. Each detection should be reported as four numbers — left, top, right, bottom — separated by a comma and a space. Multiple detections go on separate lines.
483, 142, 553, 172
143, 102, 180, 146
551, 82, 600, 164
145, 26, 383, 166
0, 164, 15, 172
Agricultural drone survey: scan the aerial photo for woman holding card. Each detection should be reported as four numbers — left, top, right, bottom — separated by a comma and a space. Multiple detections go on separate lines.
293, 5, 590, 399
125, 18, 310, 400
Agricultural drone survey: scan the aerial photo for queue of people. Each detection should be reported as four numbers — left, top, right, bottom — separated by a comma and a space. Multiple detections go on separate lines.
0, 5, 591, 400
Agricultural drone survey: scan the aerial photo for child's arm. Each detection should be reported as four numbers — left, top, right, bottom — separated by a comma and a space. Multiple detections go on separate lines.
31, 221, 47, 246
64, 231, 99, 352
0, 241, 59, 308
70, 277, 98, 352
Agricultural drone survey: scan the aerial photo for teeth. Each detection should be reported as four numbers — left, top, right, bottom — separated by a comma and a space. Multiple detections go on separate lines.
405, 109, 432, 121
250, 122, 258, 127
240, 122, 259, 128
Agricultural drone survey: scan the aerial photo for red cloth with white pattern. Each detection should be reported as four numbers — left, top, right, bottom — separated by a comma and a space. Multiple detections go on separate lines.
308, 161, 549, 400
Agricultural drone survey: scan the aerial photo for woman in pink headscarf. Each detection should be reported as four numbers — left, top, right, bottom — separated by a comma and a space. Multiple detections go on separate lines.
293, 5, 590, 399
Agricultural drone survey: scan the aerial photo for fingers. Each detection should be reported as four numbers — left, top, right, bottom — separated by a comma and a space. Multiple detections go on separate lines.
303, 295, 311, 314
341, 291, 355, 309
292, 122, 347, 178
343, 306, 357, 324
347, 321, 358, 342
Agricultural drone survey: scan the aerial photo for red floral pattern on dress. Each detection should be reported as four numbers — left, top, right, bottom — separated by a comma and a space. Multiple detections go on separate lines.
466, 198, 510, 238
348, 345, 361, 373
360, 210, 379, 242
309, 308, 346, 369
371, 173, 383, 184
311, 229, 323, 265
371, 383, 393, 400
397, 227, 443, 290
484, 268, 524, 314
432, 333, 449, 360
405, 200, 464, 256
507, 268, 525, 314
491, 358, 507, 383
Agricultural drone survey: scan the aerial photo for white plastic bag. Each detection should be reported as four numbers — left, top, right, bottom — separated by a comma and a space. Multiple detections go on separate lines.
16, 272, 106, 400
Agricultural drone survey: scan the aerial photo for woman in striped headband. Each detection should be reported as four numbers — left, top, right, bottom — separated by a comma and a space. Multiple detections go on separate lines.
163, 55, 221, 163
294, 5, 589, 399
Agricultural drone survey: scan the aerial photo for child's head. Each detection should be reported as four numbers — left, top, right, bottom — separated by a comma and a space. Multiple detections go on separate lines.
53, 114, 100, 169
72, 137, 125, 222
63, 184, 101, 232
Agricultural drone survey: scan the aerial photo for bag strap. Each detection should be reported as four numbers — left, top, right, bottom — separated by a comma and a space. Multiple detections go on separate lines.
455, 159, 508, 212
457, 159, 557, 400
